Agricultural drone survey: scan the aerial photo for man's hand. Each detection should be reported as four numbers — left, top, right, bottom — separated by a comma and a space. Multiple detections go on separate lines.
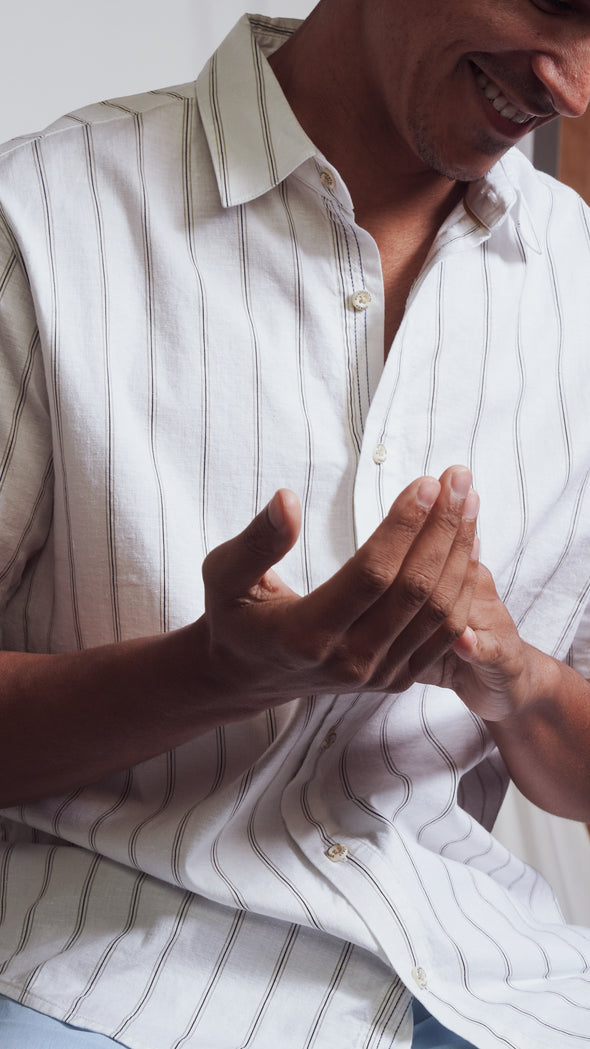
421, 562, 590, 820
200, 466, 480, 717
202, 480, 590, 822
420, 562, 532, 722
0, 464, 479, 806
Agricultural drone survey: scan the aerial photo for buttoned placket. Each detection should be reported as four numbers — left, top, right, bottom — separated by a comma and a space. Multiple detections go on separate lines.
352, 202, 498, 549
310, 156, 386, 540
280, 692, 437, 1008
279, 166, 522, 1016
277, 197, 511, 997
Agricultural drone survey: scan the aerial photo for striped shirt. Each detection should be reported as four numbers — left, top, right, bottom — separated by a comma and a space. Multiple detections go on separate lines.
1, 12, 590, 1049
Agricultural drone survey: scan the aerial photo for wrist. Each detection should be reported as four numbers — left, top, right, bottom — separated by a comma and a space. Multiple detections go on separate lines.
485, 643, 561, 728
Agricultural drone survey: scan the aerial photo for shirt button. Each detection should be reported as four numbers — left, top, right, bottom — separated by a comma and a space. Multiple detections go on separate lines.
350, 289, 372, 311
411, 966, 428, 990
319, 168, 336, 190
325, 843, 350, 862
372, 443, 388, 465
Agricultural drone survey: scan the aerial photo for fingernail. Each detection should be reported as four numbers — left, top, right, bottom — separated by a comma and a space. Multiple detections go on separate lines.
267, 491, 285, 531
450, 467, 472, 501
463, 626, 478, 650
416, 477, 440, 509
463, 489, 479, 521
470, 535, 480, 561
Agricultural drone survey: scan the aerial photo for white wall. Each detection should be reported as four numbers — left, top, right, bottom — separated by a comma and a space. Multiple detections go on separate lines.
2, 0, 589, 926
1, 0, 313, 143
495, 785, 590, 926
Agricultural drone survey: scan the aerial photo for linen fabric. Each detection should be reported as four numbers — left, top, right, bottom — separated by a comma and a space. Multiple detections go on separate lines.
0, 994, 476, 1049
1, 12, 590, 1049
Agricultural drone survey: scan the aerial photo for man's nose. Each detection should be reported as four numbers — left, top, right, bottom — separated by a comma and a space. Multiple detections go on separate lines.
532, 42, 590, 118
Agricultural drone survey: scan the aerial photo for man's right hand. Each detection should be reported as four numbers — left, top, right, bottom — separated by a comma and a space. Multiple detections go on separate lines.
0, 466, 478, 806
199, 466, 480, 719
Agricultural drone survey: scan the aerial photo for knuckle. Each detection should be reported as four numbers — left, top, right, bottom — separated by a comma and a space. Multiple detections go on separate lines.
434, 615, 465, 649
415, 581, 465, 641
398, 570, 435, 610
369, 665, 395, 692
329, 645, 375, 688
440, 620, 465, 647
425, 592, 454, 627
346, 661, 373, 688
354, 552, 395, 602
291, 629, 331, 668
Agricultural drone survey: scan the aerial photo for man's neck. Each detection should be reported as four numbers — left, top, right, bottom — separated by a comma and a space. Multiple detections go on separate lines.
268, 3, 465, 228
269, 3, 467, 354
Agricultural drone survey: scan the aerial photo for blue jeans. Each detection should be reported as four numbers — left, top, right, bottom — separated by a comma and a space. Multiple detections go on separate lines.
0, 994, 123, 1048
412, 999, 476, 1048
0, 994, 475, 1047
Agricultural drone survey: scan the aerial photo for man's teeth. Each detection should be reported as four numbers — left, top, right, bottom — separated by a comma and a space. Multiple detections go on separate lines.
475, 71, 530, 125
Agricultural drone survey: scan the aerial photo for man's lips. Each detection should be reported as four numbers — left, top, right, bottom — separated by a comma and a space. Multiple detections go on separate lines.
475, 69, 532, 125
470, 61, 556, 130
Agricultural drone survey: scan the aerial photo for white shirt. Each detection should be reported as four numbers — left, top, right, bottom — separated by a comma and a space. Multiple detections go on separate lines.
1, 13, 590, 1049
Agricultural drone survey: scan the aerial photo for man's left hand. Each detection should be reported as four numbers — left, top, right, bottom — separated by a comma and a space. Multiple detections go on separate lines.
421, 562, 590, 821
420, 562, 531, 722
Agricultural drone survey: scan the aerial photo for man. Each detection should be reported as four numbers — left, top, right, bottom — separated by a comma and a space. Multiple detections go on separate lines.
1, 0, 590, 1046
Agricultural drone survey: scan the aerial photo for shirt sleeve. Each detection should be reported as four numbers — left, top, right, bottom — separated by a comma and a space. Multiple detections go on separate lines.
0, 212, 53, 617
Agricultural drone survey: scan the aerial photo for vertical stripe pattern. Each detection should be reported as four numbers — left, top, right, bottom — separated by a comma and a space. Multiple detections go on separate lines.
0, 13, 590, 1049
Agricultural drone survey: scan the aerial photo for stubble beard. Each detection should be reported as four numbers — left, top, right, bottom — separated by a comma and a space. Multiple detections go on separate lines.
410, 113, 517, 184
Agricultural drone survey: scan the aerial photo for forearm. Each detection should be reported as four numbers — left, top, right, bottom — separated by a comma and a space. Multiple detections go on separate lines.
0, 471, 480, 808
0, 619, 229, 807
487, 645, 590, 822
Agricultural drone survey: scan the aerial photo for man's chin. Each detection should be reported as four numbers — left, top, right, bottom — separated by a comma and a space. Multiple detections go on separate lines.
414, 131, 521, 183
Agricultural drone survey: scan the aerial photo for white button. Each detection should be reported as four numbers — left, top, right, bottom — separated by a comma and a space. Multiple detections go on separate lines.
325, 843, 350, 862
350, 289, 372, 311
320, 731, 337, 750
372, 443, 387, 465
319, 168, 336, 190
411, 966, 428, 990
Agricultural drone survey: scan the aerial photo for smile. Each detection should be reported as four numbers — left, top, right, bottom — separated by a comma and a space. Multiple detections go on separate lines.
475, 70, 532, 126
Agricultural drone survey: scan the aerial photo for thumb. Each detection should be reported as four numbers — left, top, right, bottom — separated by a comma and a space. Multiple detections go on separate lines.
202, 489, 301, 599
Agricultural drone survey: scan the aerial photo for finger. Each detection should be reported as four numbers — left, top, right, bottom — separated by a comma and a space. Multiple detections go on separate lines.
389, 489, 479, 660
342, 466, 474, 660
403, 528, 481, 682
202, 489, 302, 599
300, 474, 441, 635
452, 626, 479, 662
350, 487, 478, 690
449, 562, 505, 665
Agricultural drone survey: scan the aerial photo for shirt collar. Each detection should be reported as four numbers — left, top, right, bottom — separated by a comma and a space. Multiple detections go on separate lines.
196, 14, 317, 208
197, 14, 543, 257
463, 150, 542, 254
